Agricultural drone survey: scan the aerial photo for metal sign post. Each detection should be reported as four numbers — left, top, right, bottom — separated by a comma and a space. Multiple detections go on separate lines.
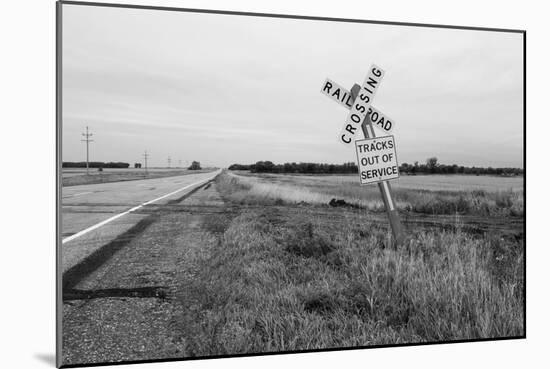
351, 84, 404, 246
320, 69, 405, 246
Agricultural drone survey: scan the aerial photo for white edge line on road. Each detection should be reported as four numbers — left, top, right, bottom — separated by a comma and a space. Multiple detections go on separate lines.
63, 191, 93, 198
62, 171, 220, 244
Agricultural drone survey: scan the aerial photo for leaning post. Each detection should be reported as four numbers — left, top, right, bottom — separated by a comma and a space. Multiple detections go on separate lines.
350, 84, 405, 246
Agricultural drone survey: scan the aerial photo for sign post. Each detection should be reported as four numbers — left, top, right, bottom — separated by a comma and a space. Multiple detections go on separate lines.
351, 83, 404, 245
320, 70, 405, 246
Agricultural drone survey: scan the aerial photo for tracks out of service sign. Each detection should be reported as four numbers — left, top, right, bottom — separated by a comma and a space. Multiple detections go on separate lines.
355, 135, 399, 185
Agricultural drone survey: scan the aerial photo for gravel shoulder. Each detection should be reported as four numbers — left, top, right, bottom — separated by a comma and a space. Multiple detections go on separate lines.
62, 182, 228, 365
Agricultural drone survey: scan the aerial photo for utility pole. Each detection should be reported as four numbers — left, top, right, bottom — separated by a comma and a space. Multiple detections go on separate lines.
81, 126, 94, 175
142, 150, 149, 175
178, 159, 182, 168
167, 156, 171, 168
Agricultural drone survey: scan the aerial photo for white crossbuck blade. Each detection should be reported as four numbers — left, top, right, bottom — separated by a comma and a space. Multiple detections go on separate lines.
320, 73, 395, 144
340, 65, 384, 144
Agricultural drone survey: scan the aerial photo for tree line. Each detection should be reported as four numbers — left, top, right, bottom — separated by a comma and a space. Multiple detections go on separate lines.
62, 162, 130, 168
400, 157, 523, 176
229, 161, 359, 174
228, 157, 523, 176
63, 161, 203, 170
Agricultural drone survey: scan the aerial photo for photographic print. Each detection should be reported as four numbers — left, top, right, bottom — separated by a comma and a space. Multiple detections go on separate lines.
57, 1, 525, 367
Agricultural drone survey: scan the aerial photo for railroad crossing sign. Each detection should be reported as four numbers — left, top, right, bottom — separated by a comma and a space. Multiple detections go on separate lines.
342, 65, 384, 145
320, 65, 404, 245
320, 78, 395, 134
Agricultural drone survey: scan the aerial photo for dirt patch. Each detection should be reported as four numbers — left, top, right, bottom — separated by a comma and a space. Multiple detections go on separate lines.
329, 198, 360, 208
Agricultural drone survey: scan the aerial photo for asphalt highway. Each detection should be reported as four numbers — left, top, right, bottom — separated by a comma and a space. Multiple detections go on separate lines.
61, 169, 220, 272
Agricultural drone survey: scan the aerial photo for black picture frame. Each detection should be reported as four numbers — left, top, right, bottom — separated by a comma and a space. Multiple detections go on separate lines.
56, 2, 526, 367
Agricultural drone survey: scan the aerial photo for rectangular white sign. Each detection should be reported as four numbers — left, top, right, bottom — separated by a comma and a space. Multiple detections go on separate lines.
339, 65, 385, 145
320, 78, 394, 133
355, 135, 399, 185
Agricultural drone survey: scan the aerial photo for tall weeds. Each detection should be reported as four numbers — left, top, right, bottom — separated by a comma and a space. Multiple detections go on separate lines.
173, 188, 524, 356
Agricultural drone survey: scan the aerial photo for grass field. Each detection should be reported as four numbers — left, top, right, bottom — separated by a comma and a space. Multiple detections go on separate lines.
232, 172, 523, 191
168, 171, 524, 356
226, 171, 524, 217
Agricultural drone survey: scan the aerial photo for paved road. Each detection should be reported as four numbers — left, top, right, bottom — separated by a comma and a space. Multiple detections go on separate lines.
61, 169, 220, 272
62, 178, 229, 365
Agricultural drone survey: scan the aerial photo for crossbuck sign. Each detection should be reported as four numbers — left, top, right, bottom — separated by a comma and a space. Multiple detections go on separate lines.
320, 65, 404, 245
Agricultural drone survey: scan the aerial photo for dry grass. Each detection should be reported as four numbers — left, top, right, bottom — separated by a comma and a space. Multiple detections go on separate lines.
223, 172, 524, 216
171, 173, 524, 356
173, 207, 524, 356
234, 171, 523, 192
220, 172, 334, 205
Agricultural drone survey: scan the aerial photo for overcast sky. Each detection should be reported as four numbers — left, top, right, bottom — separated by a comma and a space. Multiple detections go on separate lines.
62, 4, 524, 168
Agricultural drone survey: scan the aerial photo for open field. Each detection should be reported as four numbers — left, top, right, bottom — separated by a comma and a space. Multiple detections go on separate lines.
227, 171, 524, 217
175, 172, 524, 354
62, 167, 216, 186
231, 171, 523, 191
62, 170, 524, 364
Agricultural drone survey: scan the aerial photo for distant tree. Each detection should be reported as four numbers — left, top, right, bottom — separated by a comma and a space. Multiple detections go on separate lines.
400, 163, 411, 174
253, 161, 275, 173
188, 161, 201, 170
228, 164, 251, 170
105, 162, 129, 168
410, 161, 418, 174
426, 157, 438, 173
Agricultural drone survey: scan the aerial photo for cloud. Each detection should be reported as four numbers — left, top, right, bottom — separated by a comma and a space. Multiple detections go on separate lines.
62, 4, 523, 168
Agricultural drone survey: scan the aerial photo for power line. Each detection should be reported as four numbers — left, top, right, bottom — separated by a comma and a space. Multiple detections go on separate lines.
142, 150, 149, 175
81, 126, 94, 175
